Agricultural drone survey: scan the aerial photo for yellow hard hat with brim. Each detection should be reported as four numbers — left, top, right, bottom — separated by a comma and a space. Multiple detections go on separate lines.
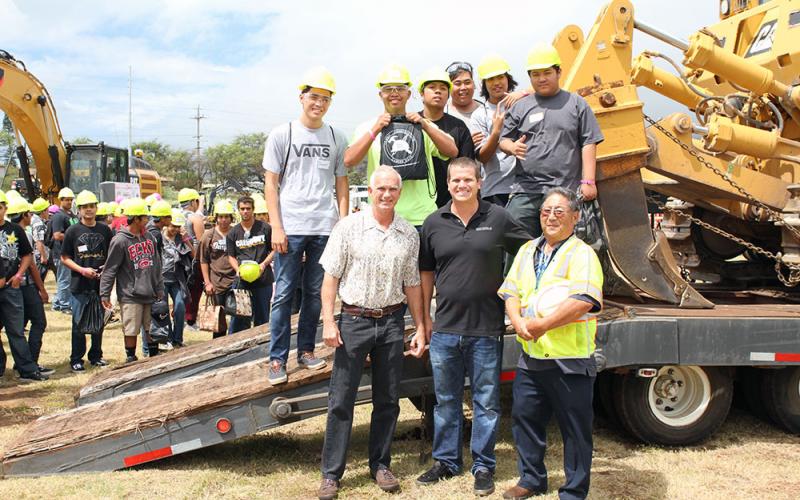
170, 208, 186, 226
75, 190, 99, 207
417, 68, 453, 94
150, 200, 172, 217
32, 198, 49, 213
299, 67, 336, 95
526, 43, 562, 71
214, 199, 235, 216
58, 187, 75, 199
178, 188, 200, 203
376, 64, 412, 88
122, 198, 149, 217
477, 55, 511, 81
238, 260, 261, 283
6, 198, 31, 216
254, 198, 268, 214
96, 202, 112, 216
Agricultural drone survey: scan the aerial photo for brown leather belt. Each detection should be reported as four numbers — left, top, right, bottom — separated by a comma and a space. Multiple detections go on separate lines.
341, 302, 403, 319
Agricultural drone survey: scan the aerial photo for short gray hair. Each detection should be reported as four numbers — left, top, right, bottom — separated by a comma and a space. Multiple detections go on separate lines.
370, 165, 403, 189
543, 187, 580, 212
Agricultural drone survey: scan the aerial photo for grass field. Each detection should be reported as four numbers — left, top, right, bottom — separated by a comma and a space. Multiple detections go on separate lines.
0, 276, 798, 499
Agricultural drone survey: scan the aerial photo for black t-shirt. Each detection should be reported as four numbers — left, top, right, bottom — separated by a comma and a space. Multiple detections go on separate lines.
226, 219, 274, 289
0, 222, 33, 281
50, 208, 78, 259
420, 201, 530, 336
422, 111, 476, 208
61, 222, 113, 293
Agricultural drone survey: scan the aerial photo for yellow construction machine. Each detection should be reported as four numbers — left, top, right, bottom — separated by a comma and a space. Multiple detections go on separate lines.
553, 0, 800, 307
0, 50, 161, 200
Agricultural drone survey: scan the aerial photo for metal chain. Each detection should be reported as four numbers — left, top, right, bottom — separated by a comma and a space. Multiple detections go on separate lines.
644, 115, 800, 286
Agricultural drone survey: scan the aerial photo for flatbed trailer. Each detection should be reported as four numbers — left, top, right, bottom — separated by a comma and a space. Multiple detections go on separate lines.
2, 300, 799, 476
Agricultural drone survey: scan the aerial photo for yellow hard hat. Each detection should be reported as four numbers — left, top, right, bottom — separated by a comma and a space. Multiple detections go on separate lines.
5, 190, 23, 201
376, 64, 412, 88
58, 187, 75, 199
6, 198, 31, 216
96, 202, 112, 216
298, 66, 336, 95
253, 198, 268, 214
238, 260, 261, 283
144, 193, 161, 207
150, 199, 172, 217
477, 55, 511, 80
32, 197, 49, 213
214, 199, 235, 216
170, 208, 186, 226
178, 188, 200, 203
526, 43, 562, 71
417, 68, 453, 94
122, 198, 149, 217
0, 191, 7, 205
112, 202, 123, 218
75, 190, 99, 207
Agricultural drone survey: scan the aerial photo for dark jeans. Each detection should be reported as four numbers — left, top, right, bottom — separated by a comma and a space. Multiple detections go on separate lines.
0, 286, 39, 376
483, 193, 510, 207
269, 235, 327, 363
70, 291, 104, 365
185, 261, 203, 323
512, 366, 594, 500
21, 284, 47, 364
165, 282, 185, 344
321, 309, 405, 481
230, 284, 273, 333
506, 193, 544, 238
429, 332, 502, 475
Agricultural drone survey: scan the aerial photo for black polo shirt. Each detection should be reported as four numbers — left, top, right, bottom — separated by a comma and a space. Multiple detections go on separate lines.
420, 200, 530, 336
421, 111, 476, 208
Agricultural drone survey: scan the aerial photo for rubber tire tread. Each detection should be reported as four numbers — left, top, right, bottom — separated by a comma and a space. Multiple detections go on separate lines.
760, 366, 800, 434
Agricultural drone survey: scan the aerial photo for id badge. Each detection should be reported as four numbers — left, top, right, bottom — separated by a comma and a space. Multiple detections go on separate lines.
317, 159, 331, 170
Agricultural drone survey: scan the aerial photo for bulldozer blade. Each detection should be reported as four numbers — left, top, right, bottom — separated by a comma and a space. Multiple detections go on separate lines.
598, 169, 714, 308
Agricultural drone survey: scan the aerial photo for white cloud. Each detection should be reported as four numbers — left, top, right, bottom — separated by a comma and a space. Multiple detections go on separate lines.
2, 0, 720, 150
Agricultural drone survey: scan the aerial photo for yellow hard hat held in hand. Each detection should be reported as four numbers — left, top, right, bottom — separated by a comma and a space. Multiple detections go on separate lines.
238, 260, 261, 283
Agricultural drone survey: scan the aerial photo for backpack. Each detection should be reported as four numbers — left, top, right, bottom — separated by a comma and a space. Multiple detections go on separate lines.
43, 218, 55, 249
379, 116, 428, 181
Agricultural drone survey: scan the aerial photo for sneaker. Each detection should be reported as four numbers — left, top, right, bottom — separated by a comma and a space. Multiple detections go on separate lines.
473, 469, 495, 496
416, 461, 454, 485
161, 342, 174, 351
90, 359, 109, 367
373, 468, 400, 493
317, 478, 339, 500
70, 362, 86, 372
298, 351, 326, 370
38, 365, 56, 376
268, 360, 287, 385
60, 308, 73, 315
187, 323, 200, 331
125, 355, 139, 363
18, 371, 48, 382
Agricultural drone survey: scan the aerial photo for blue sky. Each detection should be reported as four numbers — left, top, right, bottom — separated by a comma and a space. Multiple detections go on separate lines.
1, 0, 719, 152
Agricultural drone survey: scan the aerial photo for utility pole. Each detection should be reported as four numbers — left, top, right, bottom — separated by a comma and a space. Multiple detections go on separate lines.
191, 105, 206, 163
128, 66, 133, 165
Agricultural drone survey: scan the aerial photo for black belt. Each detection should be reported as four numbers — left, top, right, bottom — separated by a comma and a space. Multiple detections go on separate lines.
341, 302, 403, 319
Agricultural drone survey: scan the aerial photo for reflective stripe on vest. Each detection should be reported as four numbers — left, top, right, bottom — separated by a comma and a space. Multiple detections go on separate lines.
517, 235, 604, 360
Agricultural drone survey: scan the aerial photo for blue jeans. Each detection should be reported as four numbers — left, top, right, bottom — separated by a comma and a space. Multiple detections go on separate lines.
165, 282, 185, 344
429, 332, 503, 475
269, 235, 328, 363
70, 291, 104, 365
0, 286, 39, 376
53, 260, 72, 311
231, 284, 273, 333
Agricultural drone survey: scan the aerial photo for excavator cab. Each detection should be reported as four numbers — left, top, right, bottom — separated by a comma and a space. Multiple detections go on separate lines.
66, 143, 129, 195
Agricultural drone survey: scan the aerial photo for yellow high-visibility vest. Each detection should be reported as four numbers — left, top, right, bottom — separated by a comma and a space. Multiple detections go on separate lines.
503, 235, 604, 360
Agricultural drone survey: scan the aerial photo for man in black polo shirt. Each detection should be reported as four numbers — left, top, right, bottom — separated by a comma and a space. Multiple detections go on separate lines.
416, 157, 529, 496
417, 68, 475, 207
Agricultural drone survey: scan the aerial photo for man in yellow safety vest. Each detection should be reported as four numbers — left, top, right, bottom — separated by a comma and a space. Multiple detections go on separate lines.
498, 186, 603, 500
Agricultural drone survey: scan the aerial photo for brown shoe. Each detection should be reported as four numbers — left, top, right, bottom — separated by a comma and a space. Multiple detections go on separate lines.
317, 478, 339, 500
502, 484, 541, 499
373, 468, 400, 493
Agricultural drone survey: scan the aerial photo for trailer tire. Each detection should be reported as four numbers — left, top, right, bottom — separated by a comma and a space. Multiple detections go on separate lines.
760, 366, 800, 434
612, 366, 733, 445
595, 371, 622, 429
737, 367, 768, 421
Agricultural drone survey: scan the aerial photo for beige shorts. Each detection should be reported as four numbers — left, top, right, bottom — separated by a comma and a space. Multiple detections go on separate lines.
120, 302, 152, 338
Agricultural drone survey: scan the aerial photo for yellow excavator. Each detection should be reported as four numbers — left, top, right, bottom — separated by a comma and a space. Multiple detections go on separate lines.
0, 50, 161, 200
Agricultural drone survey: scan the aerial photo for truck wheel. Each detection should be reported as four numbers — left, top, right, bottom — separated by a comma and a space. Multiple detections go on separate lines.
595, 371, 622, 429
612, 366, 733, 445
760, 366, 800, 434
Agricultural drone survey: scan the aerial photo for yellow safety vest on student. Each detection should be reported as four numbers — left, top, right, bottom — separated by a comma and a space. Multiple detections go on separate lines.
500, 235, 604, 360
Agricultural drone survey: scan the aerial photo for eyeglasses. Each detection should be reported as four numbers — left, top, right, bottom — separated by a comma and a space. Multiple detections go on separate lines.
446, 61, 473, 76
540, 207, 569, 218
305, 93, 331, 104
380, 85, 409, 95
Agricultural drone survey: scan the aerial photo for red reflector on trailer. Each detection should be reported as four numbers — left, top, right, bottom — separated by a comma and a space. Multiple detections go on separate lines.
775, 352, 800, 362
216, 418, 233, 434
123, 446, 173, 467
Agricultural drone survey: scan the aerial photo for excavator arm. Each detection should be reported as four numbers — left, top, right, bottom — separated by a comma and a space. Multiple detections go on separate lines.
0, 50, 67, 198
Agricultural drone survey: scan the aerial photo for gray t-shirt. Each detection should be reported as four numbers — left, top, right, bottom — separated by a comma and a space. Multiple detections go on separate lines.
448, 100, 482, 134
502, 90, 603, 194
263, 120, 348, 235
473, 101, 517, 197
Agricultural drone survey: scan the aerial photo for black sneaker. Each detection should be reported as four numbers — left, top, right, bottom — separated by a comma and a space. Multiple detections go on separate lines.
473, 469, 495, 496
90, 359, 109, 367
125, 355, 139, 363
71, 362, 86, 372
18, 371, 48, 382
38, 365, 56, 376
416, 461, 454, 485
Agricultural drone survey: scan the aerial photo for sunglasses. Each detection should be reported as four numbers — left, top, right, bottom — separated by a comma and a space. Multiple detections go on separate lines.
540, 207, 569, 218
446, 61, 474, 76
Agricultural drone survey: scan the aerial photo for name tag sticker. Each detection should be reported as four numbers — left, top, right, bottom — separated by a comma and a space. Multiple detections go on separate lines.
78, 245, 88, 252
529, 112, 544, 124
317, 159, 331, 170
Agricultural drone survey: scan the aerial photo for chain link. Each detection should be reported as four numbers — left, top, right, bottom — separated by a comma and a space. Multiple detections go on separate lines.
644, 114, 800, 286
